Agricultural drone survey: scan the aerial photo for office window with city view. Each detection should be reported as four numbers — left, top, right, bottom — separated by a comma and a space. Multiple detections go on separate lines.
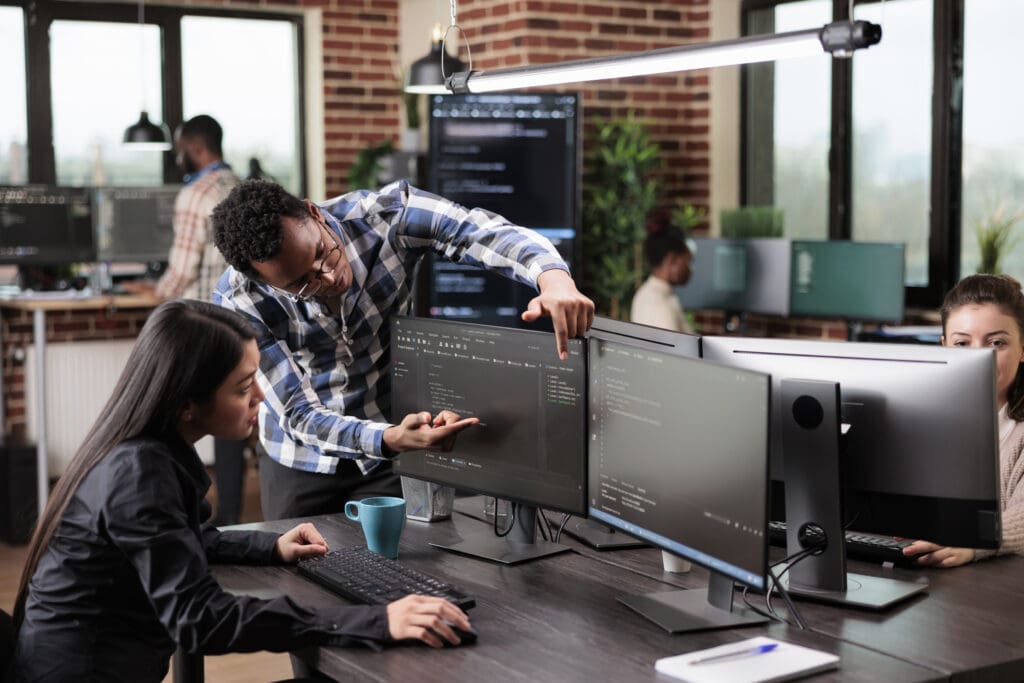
183, 16, 302, 194
961, 0, 1024, 278
851, 0, 932, 286
50, 20, 165, 186
0, 6, 27, 185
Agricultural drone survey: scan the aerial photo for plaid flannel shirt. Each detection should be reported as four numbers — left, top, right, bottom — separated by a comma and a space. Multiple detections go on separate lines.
213, 180, 569, 475
155, 166, 240, 301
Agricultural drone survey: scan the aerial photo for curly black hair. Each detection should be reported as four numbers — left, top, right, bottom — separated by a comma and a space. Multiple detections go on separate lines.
212, 180, 308, 278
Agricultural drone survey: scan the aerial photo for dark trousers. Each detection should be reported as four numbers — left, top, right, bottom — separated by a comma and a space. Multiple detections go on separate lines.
258, 452, 402, 521
212, 438, 246, 526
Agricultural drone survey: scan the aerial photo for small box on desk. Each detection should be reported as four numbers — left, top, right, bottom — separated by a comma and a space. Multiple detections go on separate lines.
0, 444, 38, 543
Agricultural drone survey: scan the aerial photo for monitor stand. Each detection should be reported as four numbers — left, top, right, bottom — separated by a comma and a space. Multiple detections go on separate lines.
563, 517, 648, 550
778, 379, 927, 610
430, 502, 571, 565
618, 571, 768, 634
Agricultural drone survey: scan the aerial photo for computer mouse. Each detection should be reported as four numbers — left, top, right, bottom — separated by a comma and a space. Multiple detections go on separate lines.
440, 620, 478, 647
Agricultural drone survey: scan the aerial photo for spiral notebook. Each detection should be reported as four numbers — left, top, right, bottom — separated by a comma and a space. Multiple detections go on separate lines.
654, 637, 840, 683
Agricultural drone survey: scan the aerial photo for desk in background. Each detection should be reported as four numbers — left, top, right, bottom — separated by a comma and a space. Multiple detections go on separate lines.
206, 510, 945, 683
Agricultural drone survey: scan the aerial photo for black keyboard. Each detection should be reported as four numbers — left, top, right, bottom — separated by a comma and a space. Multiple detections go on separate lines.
768, 521, 916, 566
297, 546, 476, 611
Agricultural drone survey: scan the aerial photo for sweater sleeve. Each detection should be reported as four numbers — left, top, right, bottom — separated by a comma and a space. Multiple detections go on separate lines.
976, 426, 1024, 560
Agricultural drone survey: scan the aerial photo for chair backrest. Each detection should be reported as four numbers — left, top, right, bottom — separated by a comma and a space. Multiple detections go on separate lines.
0, 608, 13, 682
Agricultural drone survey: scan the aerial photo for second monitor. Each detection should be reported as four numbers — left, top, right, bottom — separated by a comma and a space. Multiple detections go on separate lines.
391, 316, 586, 563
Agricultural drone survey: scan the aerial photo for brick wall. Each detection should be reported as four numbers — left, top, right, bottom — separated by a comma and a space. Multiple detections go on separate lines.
453, 0, 712, 215
2, 306, 155, 437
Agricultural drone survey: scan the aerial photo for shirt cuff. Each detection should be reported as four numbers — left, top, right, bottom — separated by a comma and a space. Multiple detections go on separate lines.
358, 421, 391, 459
322, 605, 390, 650
530, 262, 571, 290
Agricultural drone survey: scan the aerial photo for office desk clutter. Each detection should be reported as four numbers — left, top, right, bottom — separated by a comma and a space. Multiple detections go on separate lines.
655, 637, 839, 683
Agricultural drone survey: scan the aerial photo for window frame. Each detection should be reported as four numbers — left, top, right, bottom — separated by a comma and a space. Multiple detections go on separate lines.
8, 0, 307, 195
740, 0, 964, 309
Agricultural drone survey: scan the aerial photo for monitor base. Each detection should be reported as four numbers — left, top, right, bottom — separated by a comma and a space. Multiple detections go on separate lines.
783, 572, 928, 610
563, 517, 647, 550
618, 588, 768, 634
430, 527, 570, 565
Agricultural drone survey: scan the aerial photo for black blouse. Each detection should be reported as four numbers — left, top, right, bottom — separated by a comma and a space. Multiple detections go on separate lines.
14, 436, 389, 682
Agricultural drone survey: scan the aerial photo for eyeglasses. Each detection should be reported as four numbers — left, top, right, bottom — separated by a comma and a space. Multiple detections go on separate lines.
273, 219, 344, 303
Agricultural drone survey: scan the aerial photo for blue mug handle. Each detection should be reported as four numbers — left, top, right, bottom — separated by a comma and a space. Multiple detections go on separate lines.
345, 501, 361, 521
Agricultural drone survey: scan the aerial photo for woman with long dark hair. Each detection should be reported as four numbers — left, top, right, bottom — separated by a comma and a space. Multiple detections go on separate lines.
902, 274, 1024, 567
11, 300, 470, 681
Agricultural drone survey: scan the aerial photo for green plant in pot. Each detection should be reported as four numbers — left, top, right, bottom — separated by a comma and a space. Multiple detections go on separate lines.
348, 140, 394, 192
581, 114, 661, 319
975, 202, 1024, 275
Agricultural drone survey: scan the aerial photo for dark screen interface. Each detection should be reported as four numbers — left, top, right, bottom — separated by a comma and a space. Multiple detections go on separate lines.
392, 317, 587, 514
588, 338, 769, 586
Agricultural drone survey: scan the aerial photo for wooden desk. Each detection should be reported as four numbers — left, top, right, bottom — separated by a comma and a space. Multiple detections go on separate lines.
208, 512, 942, 683
0, 293, 159, 515
548, 506, 1024, 683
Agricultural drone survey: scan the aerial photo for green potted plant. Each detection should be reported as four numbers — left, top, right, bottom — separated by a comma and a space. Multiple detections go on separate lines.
348, 140, 394, 191
975, 202, 1024, 274
581, 114, 662, 319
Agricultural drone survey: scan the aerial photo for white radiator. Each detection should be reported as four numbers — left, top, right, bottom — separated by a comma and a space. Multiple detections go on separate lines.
24, 340, 214, 476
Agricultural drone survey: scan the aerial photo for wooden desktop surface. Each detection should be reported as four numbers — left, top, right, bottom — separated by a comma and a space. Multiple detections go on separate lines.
537, 502, 1024, 683
0, 292, 160, 312
214, 509, 944, 682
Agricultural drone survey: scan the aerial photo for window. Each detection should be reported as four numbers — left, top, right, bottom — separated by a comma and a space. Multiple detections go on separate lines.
50, 20, 164, 185
0, 6, 27, 184
182, 16, 302, 194
852, 0, 933, 286
772, 0, 832, 239
743, 0, 967, 305
961, 0, 1024, 277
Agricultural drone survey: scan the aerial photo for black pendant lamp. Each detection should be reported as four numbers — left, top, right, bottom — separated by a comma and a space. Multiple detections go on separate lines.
123, 110, 171, 149
405, 24, 466, 94
122, 0, 171, 150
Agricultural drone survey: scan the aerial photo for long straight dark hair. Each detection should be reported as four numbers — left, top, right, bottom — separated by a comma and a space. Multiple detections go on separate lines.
941, 273, 1024, 421
13, 300, 256, 627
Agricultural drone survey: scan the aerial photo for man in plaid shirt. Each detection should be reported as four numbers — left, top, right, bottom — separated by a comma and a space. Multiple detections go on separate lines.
212, 179, 594, 520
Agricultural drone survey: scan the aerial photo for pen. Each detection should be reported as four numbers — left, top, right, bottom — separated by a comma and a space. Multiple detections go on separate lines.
688, 643, 778, 666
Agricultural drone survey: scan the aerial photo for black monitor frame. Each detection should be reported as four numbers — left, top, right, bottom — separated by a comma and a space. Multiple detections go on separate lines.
0, 185, 95, 265
564, 317, 701, 550
587, 325, 772, 633
702, 335, 1000, 609
92, 185, 181, 263
423, 92, 581, 327
391, 316, 586, 564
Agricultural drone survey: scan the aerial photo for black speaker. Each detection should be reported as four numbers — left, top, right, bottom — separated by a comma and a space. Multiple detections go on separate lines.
0, 445, 38, 543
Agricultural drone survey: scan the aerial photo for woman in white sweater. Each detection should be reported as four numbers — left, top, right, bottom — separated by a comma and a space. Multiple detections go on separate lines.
903, 274, 1024, 567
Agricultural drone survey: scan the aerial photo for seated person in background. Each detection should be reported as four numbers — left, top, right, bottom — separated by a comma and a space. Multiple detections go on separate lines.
12, 300, 471, 682
903, 274, 1024, 567
630, 221, 694, 333
211, 180, 594, 521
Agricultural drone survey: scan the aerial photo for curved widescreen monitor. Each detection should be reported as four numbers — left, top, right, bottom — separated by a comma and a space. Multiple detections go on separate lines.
587, 331, 770, 590
391, 316, 586, 515
702, 336, 1000, 547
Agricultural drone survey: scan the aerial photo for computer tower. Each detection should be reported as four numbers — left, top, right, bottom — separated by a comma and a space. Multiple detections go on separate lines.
0, 444, 38, 543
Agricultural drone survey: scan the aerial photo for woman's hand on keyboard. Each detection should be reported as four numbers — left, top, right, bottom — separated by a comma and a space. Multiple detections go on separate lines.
902, 540, 976, 567
386, 595, 471, 648
275, 522, 330, 563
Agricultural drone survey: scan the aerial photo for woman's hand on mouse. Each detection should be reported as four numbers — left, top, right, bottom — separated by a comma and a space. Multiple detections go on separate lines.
386, 595, 471, 648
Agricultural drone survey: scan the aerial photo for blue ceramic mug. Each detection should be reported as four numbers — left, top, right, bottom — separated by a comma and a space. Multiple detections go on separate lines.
345, 496, 407, 558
